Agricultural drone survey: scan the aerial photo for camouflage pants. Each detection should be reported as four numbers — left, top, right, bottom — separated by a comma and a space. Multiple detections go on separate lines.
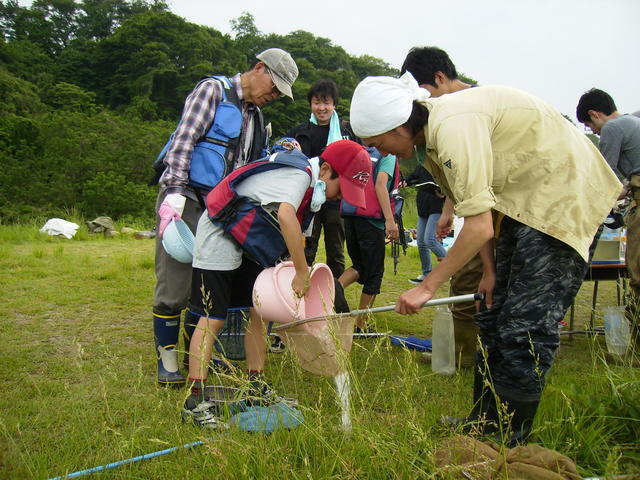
475, 217, 587, 397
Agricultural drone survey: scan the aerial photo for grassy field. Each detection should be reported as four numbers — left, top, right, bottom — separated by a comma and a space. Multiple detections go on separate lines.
0, 221, 638, 479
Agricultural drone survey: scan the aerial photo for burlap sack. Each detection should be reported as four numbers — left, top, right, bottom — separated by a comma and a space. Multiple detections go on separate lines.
434, 435, 581, 480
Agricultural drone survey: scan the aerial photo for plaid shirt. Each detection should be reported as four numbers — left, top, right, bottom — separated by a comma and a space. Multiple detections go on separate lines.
160, 73, 254, 194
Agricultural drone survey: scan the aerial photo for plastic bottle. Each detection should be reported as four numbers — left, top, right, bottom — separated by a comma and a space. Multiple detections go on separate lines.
432, 305, 455, 375
603, 306, 630, 356
619, 228, 627, 263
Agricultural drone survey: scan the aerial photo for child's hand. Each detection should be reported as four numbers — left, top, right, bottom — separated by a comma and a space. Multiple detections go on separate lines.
292, 270, 310, 298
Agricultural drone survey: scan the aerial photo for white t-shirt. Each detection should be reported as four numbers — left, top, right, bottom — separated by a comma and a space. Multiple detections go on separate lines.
193, 166, 312, 270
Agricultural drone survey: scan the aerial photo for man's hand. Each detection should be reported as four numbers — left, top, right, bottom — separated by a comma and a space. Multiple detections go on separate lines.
395, 284, 435, 315
436, 214, 453, 240
385, 219, 399, 241
158, 193, 186, 237
476, 238, 496, 311
437, 197, 454, 239
476, 271, 495, 311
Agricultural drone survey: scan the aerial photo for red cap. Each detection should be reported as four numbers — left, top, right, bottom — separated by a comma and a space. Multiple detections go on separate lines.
320, 140, 372, 208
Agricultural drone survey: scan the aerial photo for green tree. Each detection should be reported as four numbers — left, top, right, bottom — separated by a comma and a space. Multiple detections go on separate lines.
77, 0, 168, 41
230, 11, 260, 39
45, 81, 98, 113
0, 67, 47, 116
31, 0, 80, 55
94, 10, 242, 118
54, 37, 99, 91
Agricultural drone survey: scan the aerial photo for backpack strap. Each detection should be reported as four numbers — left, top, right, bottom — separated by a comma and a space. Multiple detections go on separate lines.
249, 107, 268, 162
210, 75, 240, 109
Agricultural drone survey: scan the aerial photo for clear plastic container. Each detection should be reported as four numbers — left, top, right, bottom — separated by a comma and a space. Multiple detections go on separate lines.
432, 305, 455, 375
603, 306, 630, 356
618, 228, 627, 263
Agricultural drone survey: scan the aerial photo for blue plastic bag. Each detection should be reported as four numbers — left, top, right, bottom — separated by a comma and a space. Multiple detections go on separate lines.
230, 402, 304, 433
389, 335, 432, 352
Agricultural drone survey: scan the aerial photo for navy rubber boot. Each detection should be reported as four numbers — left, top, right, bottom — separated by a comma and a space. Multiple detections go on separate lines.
154, 313, 186, 387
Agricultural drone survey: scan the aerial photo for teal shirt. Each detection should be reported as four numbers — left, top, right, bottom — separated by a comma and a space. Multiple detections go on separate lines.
368, 154, 397, 230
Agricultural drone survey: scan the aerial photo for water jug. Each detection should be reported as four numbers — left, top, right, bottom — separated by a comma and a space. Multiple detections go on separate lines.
603, 306, 630, 356
432, 305, 455, 375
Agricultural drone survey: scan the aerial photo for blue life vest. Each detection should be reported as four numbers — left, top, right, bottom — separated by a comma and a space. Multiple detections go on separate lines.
189, 76, 242, 190
152, 76, 267, 191
206, 150, 314, 267
341, 147, 402, 219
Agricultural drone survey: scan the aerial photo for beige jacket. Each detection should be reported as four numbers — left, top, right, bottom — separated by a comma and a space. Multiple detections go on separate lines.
421, 85, 621, 261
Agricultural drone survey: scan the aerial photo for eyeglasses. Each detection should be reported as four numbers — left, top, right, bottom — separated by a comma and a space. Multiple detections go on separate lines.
265, 68, 281, 97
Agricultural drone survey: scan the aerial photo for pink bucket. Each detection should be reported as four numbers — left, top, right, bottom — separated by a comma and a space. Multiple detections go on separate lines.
252, 261, 335, 324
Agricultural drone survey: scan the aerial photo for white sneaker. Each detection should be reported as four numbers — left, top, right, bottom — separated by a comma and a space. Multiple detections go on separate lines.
408, 274, 425, 285
182, 396, 230, 429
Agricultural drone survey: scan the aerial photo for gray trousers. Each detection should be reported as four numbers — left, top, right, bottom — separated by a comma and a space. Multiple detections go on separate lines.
152, 190, 203, 316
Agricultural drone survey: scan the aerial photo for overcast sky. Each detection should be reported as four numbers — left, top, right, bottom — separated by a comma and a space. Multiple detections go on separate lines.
15, 0, 638, 124
166, 0, 638, 125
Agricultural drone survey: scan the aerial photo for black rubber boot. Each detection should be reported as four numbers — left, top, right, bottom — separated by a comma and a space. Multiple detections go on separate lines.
440, 366, 494, 430
489, 389, 541, 447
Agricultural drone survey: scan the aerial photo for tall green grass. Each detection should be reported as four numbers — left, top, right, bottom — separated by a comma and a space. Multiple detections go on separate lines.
0, 224, 638, 479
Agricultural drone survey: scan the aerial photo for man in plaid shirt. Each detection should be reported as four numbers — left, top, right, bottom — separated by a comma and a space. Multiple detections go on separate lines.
153, 48, 298, 386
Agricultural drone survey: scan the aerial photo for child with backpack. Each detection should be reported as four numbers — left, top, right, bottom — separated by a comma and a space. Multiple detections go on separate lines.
338, 147, 400, 333
183, 139, 372, 428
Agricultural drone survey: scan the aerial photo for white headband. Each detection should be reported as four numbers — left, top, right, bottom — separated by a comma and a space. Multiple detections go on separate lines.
350, 72, 430, 138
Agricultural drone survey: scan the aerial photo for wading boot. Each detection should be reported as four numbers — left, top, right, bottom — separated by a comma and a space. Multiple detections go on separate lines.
439, 367, 497, 433
489, 388, 540, 447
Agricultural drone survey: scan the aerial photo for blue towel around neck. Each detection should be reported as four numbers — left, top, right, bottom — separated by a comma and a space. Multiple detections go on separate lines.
310, 110, 342, 145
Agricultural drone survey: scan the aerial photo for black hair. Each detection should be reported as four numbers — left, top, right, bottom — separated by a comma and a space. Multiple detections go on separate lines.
576, 88, 617, 123
307, 79, 339, 105
318, 156, 340, 179
400, 46, 458, 86
402, 102, 430, 137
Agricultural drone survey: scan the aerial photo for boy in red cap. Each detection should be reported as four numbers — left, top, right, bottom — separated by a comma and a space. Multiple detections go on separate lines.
183, 139, 371, 428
